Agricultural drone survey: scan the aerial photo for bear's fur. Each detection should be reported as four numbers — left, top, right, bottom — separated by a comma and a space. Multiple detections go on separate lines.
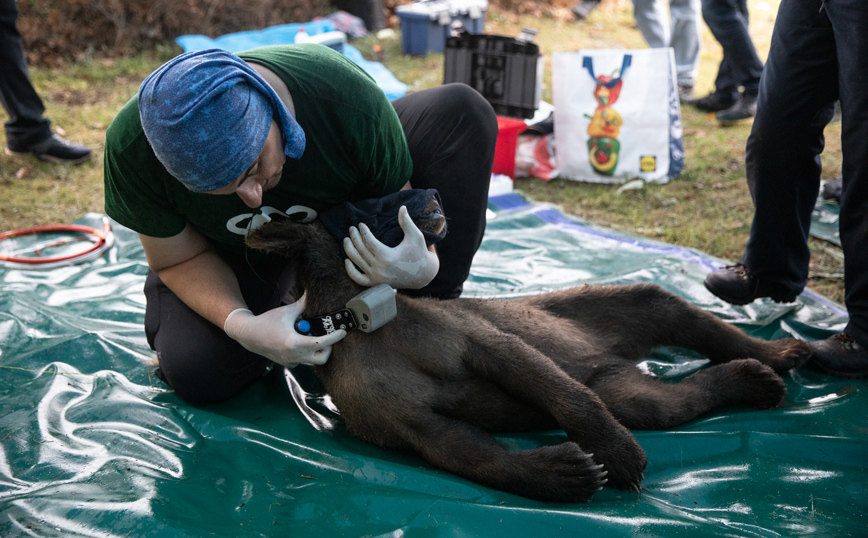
246, 210, 811, 503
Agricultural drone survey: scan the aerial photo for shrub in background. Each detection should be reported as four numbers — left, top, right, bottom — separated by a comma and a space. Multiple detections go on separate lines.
16, 0, 331, 65
15, 0, 576, 66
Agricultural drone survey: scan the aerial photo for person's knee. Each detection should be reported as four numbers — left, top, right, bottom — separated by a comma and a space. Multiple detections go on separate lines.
438, 82, 485, 109
747, 109, 777, 142
439, 83, 498, 138
745, 118, 782, 161
750, 98, 832, 149
153, 327, 270, 404
700, 0, 725, 22
630, 0, 654, 18
670, 0, 699, 19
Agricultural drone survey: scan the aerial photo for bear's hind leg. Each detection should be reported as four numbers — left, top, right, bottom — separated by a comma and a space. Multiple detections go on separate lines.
590, 359, 786, 430
528, 283, 811, 372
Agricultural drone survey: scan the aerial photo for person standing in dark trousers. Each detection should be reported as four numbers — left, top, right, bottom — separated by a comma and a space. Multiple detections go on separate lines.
688, 0, 763, 121
704, 0, 868, 377
0, 0, 91, 163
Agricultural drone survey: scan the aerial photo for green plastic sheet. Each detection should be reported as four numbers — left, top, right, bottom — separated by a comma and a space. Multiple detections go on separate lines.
811, 198, 841, 247
1, 193, 866, 537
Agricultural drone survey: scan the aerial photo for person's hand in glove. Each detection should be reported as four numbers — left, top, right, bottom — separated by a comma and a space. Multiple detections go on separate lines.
343, 205, 440, 289
223, 293, 346, 368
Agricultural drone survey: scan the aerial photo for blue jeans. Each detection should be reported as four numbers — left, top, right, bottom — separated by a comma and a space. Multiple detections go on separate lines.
632, 0, 702, 86
700, 0, 763, 97
743, 0, 868, 346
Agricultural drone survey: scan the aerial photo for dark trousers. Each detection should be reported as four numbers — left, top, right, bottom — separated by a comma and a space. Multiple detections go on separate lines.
0, 0, 52, 150
743, 0, 868, 347
700, 0, 763, 97
145, 260, 281, 404
394, 83, 497, 299
147, 83, 497, 403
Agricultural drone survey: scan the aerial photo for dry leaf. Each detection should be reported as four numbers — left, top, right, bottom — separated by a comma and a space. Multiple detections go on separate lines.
15, 167, 30, 179
615, 179, 644, 194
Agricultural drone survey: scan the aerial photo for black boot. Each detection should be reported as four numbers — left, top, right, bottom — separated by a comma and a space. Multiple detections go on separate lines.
688, 91, 736, 113
716, 93, 758, 121
704, 264, 797, 305
5, 133, 92, 164
809, 333, 868, 378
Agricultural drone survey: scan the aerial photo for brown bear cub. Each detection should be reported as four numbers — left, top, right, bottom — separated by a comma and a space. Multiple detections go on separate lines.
246, 198, 811, 503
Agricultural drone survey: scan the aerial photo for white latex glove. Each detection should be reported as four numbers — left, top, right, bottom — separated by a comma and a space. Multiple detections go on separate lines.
223, 294, 346, 368
342, 205, 440, 289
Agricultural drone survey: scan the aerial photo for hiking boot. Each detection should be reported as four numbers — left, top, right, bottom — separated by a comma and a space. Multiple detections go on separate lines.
5, 133, 92, 164
808, 333, 868, 378
821, 176, 843, 203
688, 92, 736, 113
716, 93, 758, 121
704, 264, 798, 305
677, 84, 694, 101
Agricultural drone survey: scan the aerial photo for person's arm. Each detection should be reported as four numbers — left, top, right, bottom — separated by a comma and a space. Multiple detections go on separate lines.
139, 224, 345, 367
139, 223, 244, 327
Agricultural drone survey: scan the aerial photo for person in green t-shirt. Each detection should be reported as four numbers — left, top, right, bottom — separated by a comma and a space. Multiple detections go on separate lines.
104, 45, 497, 403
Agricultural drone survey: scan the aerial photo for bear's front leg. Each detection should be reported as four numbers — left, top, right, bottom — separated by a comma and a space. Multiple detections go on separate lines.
391, 408, 610, 502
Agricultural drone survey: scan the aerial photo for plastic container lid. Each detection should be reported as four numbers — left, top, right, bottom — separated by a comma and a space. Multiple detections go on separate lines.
396, 0, 488, 21
294, 26, 310, 43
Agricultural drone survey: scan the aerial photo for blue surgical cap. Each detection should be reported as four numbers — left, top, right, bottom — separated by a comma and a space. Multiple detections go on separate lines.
138, 49, 305, 192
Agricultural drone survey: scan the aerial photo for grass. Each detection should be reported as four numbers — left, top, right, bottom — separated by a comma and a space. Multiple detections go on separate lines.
0, 0, 844, 302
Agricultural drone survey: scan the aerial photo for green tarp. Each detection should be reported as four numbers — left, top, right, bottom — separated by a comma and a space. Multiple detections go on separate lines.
1, 193, 865, 537
811, 198, 841, 247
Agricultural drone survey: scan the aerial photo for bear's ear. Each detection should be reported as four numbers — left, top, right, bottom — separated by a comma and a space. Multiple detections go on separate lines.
245, 220, 318, 259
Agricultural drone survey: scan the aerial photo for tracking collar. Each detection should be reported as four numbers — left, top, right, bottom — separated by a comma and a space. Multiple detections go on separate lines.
294, 284, 397, 337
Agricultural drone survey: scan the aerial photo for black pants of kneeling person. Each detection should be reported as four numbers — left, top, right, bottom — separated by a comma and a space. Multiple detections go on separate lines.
147, 83, 498, 404
741, 0, 868, 347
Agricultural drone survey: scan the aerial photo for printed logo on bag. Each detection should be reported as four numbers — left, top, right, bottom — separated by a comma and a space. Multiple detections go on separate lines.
640, 155, 657, 172
582, 55, 632, 177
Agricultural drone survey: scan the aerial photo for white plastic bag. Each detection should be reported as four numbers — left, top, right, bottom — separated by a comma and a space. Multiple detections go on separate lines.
552, 49, 683, 184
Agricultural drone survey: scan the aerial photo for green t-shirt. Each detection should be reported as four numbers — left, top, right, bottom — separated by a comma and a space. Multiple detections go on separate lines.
104, 44, 412, 261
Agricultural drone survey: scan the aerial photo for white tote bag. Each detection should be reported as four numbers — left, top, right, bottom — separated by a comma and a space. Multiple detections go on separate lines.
552, 49, 683, 184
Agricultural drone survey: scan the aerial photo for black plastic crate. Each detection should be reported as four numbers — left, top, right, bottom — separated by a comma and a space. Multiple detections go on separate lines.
443, 33, 542, 119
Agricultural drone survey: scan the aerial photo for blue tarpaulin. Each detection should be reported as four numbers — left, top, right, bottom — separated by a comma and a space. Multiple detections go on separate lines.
175, 19, 408, 101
